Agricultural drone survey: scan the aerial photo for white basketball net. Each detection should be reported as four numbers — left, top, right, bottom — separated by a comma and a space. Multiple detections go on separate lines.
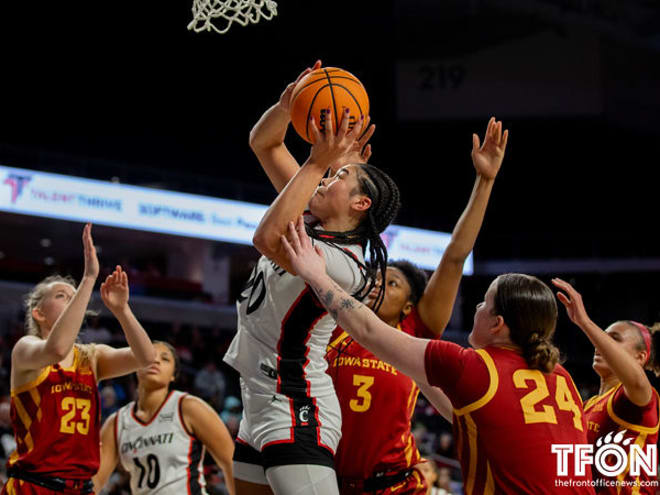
187, 0, 278, 34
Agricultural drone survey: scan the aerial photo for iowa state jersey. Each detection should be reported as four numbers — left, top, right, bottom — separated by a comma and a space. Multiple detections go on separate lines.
327, 308, 434, 480
7, 346, 100, 479
224, 235, 366, 399
584, 384, 660, 494
116, 390, 207, 495
425, 342, 594, 495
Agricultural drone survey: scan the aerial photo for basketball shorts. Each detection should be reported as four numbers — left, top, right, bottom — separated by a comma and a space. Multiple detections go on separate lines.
235, 382, 341, 471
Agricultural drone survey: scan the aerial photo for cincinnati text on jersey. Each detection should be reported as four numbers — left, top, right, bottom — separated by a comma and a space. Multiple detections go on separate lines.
121, 432, 176, 454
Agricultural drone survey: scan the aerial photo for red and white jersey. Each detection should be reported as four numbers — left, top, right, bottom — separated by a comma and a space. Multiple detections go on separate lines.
116, 390, 207, 495
224, 233, 366, 399
6, 345, 100, 480
327, 308, 434, 480
584, 383, 660, 494
425, 342, 594, 495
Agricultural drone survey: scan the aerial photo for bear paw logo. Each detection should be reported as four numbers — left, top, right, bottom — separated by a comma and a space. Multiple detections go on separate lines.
595, 430, 633, 448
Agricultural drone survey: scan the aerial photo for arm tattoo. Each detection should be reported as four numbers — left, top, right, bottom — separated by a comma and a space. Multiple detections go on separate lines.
340, 298, 355, 310
322, 290, 334, 307
311, 281, 362, 323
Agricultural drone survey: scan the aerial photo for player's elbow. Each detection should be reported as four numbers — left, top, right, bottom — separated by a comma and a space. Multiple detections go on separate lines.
248, 126, 273, 153
253, 229, 279, 258
442, 241, 470, 265
138, 344, 157, 368
45, 341, 72, 362
625, 381, 653, 407
248, 128, 262, 151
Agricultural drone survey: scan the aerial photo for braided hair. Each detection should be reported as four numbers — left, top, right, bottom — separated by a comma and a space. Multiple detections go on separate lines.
307, 163, 401, 310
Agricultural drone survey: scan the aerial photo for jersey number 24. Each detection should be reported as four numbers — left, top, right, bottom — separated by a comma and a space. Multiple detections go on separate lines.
513, 369, 583, 431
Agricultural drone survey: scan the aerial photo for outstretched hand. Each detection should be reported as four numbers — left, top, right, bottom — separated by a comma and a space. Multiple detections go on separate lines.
101, 265, 129, 315
329, 115, 375, 173
308, 109, 364, 170
278, 60, 322, 114
82, 223, 99, 280
471, 117, 509, 180
552, 278, 592, 329
280, 216, 326, 283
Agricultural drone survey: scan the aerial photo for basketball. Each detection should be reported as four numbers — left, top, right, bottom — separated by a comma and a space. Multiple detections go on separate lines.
290, 67, 369, 144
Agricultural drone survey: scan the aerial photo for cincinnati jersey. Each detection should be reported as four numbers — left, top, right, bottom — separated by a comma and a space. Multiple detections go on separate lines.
224, 234, 366, 399
327, 308, 434, 481
6, 346, 100, 480
584, 384, 660, 494
425, 342, 595, 495
116, 390, 207, 495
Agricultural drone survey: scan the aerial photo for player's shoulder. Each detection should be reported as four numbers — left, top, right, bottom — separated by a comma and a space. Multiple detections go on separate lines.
180, 393, 215, 416
11, 334, 41, 354
553, 362, 570, 376
103, 409, 119, 428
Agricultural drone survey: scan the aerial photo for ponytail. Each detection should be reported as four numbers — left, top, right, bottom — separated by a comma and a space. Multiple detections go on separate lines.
520, 332, 561, 374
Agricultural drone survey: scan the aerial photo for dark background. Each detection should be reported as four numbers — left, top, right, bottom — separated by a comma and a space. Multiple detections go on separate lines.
1, 1, 660, 387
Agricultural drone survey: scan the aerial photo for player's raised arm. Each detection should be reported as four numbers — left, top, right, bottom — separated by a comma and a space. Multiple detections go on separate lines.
553, 278, 653, 406
282, 216, 430, 384
417, 117, 508, 335
253, 112, 363, 272
249, 62, 321, 192
250, 62, 375, 194
12, 223, 98, 371
94, 265, 156, 381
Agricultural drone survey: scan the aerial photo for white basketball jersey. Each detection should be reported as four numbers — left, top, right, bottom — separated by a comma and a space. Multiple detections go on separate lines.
116, 390, 207, 495
224, 235, 366, 398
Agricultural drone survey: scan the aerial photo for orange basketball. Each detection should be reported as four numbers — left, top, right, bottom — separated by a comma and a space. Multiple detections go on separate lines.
290, 67, 369, 144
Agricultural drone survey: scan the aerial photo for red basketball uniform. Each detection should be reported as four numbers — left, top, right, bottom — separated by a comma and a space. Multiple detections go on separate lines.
584, 384, 660, 494
425, 341, 595, 495
2, 346, 100, 495
327, 308, 433, 494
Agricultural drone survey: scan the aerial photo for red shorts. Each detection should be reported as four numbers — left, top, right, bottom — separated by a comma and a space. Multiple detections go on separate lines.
339, 468, 427, 495
1, 478, 91, 495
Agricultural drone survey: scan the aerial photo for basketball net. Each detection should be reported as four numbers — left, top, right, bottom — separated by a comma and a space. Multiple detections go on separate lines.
187, 0, 277, 34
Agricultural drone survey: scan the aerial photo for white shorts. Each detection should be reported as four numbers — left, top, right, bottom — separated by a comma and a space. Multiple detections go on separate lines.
236, 380, 342, 469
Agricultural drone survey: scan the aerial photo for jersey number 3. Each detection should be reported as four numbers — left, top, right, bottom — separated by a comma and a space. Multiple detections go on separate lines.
59, 397, 91, 435
513, 370, 583, 431
349, 374, 374, 412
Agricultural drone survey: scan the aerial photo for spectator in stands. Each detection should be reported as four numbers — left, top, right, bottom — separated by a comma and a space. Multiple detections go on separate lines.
194, 359, 227, 411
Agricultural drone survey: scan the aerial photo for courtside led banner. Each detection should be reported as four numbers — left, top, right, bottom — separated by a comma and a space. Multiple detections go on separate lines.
0, 165, 472, 274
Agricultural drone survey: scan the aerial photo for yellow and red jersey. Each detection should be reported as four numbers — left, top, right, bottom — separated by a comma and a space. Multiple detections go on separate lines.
584, 383, 660, 494
425, 341, 594, 495
6, 346, 100, 480
327, 307, 433, 490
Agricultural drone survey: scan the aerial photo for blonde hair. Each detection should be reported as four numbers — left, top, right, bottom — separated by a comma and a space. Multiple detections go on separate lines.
23, 274, 96, 365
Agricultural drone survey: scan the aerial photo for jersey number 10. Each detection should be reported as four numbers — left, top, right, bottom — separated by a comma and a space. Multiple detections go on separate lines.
133, 454, 161, 490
